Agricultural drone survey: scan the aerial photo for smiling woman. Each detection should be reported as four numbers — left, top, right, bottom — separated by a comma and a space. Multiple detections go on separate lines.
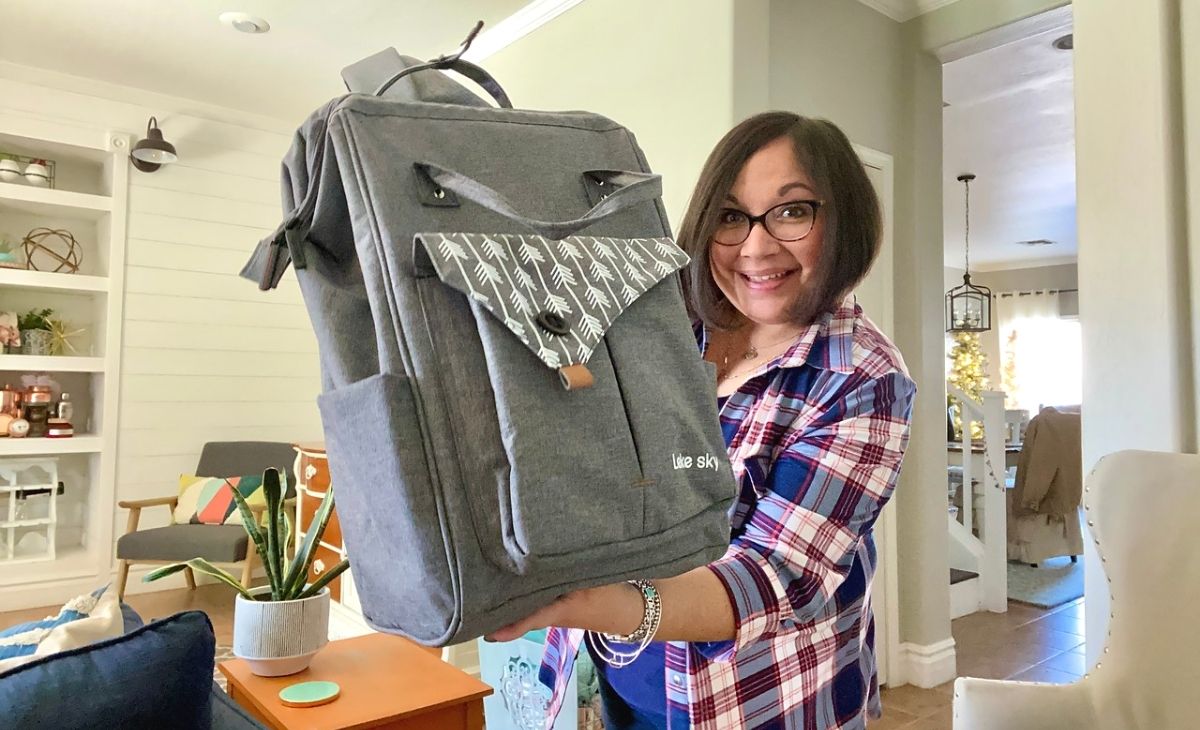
493, 112, 917, 730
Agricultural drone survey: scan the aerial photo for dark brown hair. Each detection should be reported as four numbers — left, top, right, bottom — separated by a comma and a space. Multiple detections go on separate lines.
678, 111, 882, 329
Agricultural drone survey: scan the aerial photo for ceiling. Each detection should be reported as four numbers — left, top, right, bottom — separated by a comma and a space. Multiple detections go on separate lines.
942, 24, 1077, 271
0, 0, 532, 124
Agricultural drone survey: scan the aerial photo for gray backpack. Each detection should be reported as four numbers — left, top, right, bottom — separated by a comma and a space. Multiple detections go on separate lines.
241, 53, 735, 645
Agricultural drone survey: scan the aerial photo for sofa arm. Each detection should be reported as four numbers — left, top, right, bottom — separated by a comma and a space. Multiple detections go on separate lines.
954, 677, 1093, 729
210, 682, 268, 729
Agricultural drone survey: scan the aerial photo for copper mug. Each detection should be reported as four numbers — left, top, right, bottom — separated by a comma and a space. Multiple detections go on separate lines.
0, 386, 19, 417
25, 385, 52, 404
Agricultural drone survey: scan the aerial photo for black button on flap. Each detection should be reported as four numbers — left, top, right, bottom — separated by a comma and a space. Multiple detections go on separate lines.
536, 311, 570, 336
413, 163, 460, 208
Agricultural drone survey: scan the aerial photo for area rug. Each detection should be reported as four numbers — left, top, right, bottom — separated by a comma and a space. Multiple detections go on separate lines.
1007, 555, 1085, 609
214, 644, 236, 690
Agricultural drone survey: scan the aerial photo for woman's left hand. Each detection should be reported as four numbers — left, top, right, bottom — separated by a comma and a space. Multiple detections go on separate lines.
485, 594, 572, 643
485, 583, 644, 643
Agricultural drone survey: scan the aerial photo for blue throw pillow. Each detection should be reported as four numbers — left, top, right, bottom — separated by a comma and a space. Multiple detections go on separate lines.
120, 602, 145, 633
0, 610, 215, 730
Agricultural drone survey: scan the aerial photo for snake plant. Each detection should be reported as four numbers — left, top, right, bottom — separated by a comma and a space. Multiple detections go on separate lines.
144, 467, 349, 601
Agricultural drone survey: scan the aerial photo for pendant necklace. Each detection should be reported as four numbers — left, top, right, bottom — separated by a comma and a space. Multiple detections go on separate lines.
717, 329, 802, 382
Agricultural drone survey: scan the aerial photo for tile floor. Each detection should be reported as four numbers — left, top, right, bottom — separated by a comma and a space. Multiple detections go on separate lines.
2, 588, 1086, 729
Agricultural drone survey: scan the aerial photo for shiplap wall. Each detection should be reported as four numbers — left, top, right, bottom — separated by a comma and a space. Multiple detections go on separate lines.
0, 64, 487, 674
0, 63, 322, 551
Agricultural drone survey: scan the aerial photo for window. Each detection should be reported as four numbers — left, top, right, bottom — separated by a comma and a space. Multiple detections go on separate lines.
1001, 309, 1082, 416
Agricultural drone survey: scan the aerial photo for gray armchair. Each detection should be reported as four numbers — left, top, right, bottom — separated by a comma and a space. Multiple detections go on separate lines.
115, 441, 297, 600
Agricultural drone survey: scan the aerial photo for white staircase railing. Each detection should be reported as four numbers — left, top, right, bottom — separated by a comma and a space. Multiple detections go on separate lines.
948, 387, 1008, 614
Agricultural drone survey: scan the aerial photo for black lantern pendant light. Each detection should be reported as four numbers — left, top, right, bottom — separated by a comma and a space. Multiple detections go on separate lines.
130, 117, 178, 173
945, 173, 992, 332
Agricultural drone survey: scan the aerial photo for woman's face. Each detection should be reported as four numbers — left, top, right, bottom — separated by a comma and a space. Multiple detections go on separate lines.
709, 135, 825, 327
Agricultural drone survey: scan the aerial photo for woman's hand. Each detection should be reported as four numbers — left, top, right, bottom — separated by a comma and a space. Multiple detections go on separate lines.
485, 583, 644, 643
485, 568, 737, 643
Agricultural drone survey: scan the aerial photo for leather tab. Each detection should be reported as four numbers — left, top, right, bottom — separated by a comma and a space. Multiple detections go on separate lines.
256, 232, 291, 291
558, 364, 594, 391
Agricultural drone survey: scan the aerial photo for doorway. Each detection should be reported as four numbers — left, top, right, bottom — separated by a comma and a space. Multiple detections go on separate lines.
939, 4, 1088, 684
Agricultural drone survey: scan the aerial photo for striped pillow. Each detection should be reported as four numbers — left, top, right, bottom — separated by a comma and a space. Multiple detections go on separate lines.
0, 584, 124, 673
173, 474, 265, 526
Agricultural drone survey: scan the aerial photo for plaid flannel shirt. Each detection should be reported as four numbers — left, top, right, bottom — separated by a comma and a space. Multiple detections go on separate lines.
541, 297, 915, 729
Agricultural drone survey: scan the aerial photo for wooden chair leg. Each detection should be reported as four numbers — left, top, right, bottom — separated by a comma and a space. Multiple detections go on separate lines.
116, 559, 131, 601
241, 549, 256, 589
184, 566, 196, 591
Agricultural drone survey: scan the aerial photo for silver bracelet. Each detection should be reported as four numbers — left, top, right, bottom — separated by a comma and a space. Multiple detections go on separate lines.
605, 580, 662, 643
587, 580, 662, 668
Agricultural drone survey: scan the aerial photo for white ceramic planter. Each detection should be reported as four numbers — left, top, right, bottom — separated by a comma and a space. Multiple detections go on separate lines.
233, 586, 330, 676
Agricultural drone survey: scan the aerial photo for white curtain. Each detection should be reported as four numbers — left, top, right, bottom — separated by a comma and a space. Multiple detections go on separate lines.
998, 290, 1082, 416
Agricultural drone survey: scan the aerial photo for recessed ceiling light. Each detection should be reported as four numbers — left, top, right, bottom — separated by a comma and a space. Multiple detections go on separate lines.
1016, 239, 1057, 246
220, 12, 270, 34
1052, 33, 1073, 51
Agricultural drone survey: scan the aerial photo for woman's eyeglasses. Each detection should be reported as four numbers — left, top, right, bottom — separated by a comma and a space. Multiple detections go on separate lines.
712, 200, 824, 246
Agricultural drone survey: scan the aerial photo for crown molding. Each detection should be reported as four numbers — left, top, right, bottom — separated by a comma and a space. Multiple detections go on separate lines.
855, 0, 964, 23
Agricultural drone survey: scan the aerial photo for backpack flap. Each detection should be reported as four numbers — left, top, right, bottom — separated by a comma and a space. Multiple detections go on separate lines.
414, 232, 689, 389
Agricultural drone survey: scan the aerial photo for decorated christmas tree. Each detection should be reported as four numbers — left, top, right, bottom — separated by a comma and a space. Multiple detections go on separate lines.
947, 331, 989, 439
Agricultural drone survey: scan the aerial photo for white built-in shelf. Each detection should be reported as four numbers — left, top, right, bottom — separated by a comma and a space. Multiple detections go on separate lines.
0, 268, 108, 293
0, 519, 55, 528
0, 182, 112, 221
0, 544, 94, 585
0, 355, 104, 372
0, 436, 103, 457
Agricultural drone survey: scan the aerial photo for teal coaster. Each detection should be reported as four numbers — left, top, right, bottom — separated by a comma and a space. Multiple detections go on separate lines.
278, 680, 341, 708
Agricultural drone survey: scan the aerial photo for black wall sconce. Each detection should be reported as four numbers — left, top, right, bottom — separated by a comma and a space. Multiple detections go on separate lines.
130, 117, 178, 173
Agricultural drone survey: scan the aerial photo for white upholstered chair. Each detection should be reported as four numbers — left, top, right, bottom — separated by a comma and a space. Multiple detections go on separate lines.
954, 450, 1200, 729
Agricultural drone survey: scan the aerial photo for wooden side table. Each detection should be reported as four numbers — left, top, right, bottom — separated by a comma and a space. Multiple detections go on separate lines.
219, 633, 492, 730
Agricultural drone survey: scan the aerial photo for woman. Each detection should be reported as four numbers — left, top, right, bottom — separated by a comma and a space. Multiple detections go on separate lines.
489, 111, 916, 729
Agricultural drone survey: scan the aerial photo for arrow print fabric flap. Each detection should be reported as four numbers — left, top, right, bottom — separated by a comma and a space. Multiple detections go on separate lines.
416, 232, 690, 369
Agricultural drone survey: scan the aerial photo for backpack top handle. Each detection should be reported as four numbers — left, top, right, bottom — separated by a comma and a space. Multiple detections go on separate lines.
373, 22, 513, 109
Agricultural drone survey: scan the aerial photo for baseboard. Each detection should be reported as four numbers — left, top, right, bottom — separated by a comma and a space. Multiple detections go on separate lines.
897, 638, 957, 688
326, 602, 481, 678
327, 600, 375, 640
0, 564, 200, 612
444, 641, 481, 679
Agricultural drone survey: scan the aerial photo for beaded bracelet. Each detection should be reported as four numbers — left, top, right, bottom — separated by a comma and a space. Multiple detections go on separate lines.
587, 580, 662, 668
